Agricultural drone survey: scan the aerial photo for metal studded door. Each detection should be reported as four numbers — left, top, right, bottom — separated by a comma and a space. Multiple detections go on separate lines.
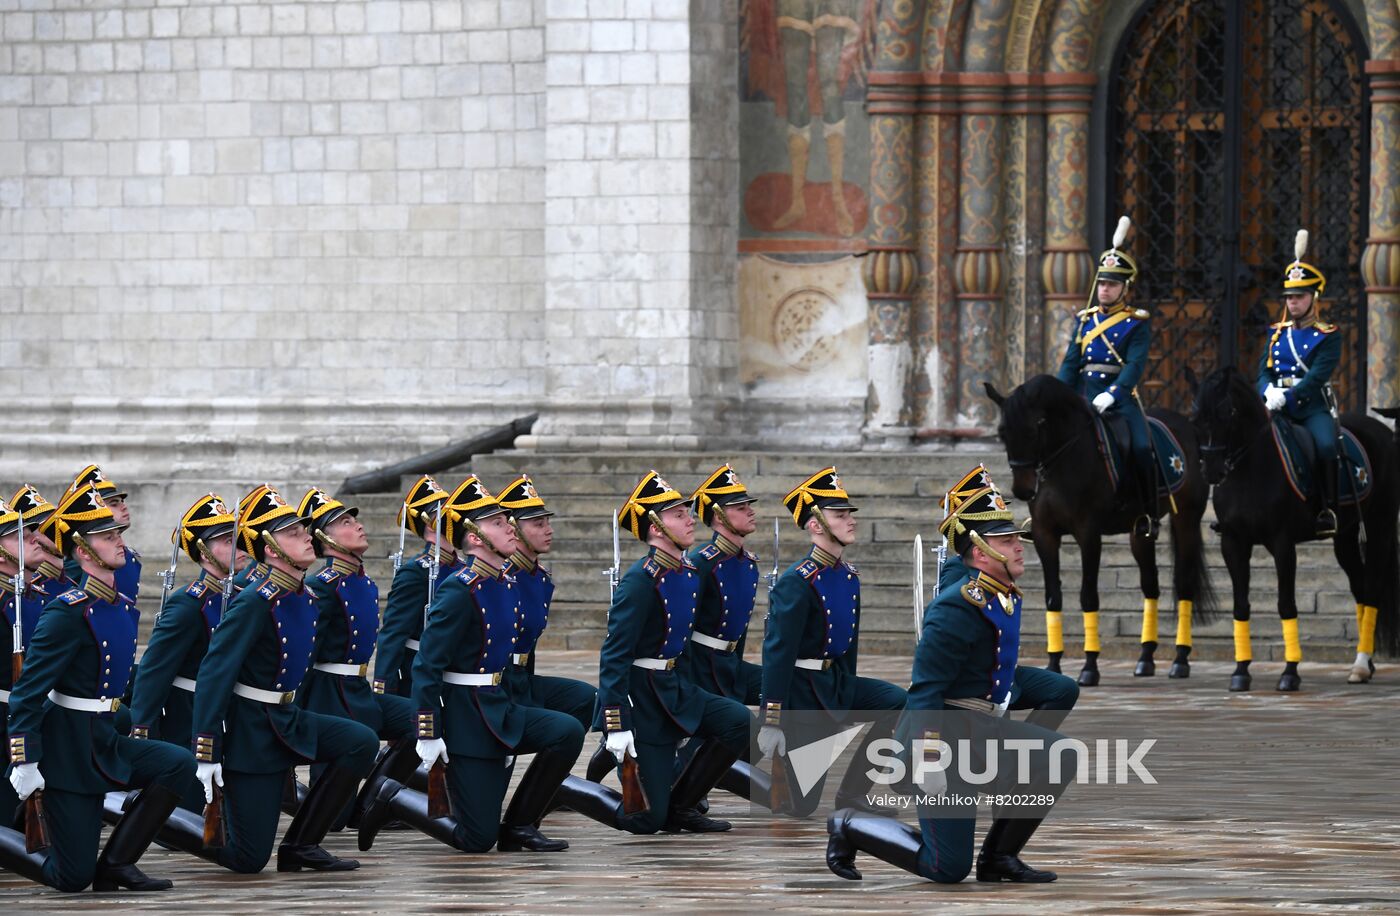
1108, 0, 1368, 412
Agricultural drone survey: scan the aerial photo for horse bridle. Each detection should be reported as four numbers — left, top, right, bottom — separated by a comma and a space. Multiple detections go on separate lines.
1007, 417, 1092, 499
1198, 399, 1257, 480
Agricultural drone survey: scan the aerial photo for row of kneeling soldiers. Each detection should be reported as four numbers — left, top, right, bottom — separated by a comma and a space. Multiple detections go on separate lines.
0, 461, 1082, 892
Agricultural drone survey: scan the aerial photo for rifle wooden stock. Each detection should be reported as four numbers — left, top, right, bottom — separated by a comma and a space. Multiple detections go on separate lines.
426, 760, 450, 818
769, 754, 794, 815
620, 753, 650, 816
24, 790, 51, 853
203, 785, 227, 848
10, 651, 20, 686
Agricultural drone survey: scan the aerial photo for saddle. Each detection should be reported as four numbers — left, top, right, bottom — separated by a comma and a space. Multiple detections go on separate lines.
1092, 412, 1188, 498
1269, 416, 1371, 506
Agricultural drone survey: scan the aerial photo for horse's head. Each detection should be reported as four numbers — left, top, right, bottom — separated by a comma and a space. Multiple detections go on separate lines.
986, 376, 1082, 501
1192, 365, 1263, 484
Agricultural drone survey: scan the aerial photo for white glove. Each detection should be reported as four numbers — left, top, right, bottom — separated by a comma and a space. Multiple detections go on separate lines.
1264, 386, 1287, 412
8, 762, 44, 801
604, 729, 637, 763
1092, 392, 1115, 413
918, 761, 949, 799
757, 725, 786, 759
415, 738, 449, 769
195, 762, 223, 805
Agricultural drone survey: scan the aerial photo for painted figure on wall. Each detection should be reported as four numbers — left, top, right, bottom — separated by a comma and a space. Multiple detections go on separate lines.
741, 0, 876, 239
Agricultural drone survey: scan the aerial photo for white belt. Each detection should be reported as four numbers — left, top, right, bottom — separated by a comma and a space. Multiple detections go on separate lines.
690, 632, 738, 653
509, 653, 530, 667
443, 671, 503, 686
405, 639, 421, 651
172, 676, 197, 693
0, 688, 10, 703
795, 658, 833, 671
48, 689, 121, 713
314, 662, 369, 677
233, 682, 296, 705
632, 657, 677, 671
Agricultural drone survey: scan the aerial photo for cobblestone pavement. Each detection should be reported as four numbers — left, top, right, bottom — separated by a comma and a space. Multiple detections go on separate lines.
4, 653, 1398, 913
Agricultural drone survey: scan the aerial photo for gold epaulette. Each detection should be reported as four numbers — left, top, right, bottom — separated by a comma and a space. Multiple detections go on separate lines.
1075, 304, 1099, 319
1133, 308, 1150, 319
1315, 322, 1337, 333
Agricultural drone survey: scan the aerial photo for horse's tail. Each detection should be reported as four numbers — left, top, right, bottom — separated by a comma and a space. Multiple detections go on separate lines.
1171, 518, 1219, 625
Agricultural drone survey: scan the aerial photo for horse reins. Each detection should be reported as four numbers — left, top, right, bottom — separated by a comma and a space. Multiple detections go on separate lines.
1008, 417, 1093, 499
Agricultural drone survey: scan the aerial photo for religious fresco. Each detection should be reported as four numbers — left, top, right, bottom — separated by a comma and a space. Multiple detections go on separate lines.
739, 0, 878, 249
738, 1, 879, 405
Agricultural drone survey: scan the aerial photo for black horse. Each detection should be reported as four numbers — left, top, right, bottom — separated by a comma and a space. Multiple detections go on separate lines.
987, 375, 1215, 686
1191, 366, 1399, 691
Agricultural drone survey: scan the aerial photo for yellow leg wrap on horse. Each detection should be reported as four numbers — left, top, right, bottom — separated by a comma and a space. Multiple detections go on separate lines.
1359, 605, 1378, 655
1140, 598, 1159, 644
1046, 611, 1064, 654
1356, 602, 1366, 633
1233, 619, 1252, 662
1083, 611, 1101, 654
1175, 600, 1193, 647
1281, 617, 1302, 663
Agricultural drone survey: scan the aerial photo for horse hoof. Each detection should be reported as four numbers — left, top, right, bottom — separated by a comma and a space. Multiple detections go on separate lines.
1077, 668, 1100, 687
1276, 673, 1302, 692
1229, 674, 1252, 692
1347, 666, 1371, 684
1168, 661, 1190, 679
1134, 659, 1155, 677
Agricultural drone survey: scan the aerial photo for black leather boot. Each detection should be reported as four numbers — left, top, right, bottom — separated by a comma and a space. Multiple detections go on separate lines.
585, 743, 617, 783
0, 825, 49, 885
548, 775, 625, 830
277, 765, 362, 872
976, 817, 1057, 883
94, 784, 182, 891
357, 778, 460, 852
714, 759, 770, 806
348, 740, 419, 829
151, 804, 223, 863
1316, 458, 1338, 538
825, 807, 922, 880
665, 739, 740, 833
498, 751, 574, 852
101, 789, 137, 827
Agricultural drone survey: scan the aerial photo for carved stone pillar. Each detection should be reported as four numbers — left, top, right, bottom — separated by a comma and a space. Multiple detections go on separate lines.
1040, 78, 1096, 373
954, 110, 1006, 428
1365, 60, 1400, 408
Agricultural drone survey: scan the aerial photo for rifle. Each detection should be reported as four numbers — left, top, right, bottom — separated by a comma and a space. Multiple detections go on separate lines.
391, 494, 409, 573
203, 783, 227, 847
765, 518, 779, 592
913, 533, 925, 639
24, 790, 50, 853
932, 489, 950, 603
602, 512, 620, 600
426, 758, 451, 818
620, 751, 650, 816
156, 539, 179, 623
11, 507, 25, 685
201, 523, 239, 847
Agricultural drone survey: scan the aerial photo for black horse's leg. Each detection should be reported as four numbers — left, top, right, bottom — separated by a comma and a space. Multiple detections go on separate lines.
1333, 526, 1373, 683
1221, 530, 1254, 692
1034, 523, 1065, 674
1167, 515, 1202, 679
1271, 539, 1302, 692
1077, 528, 1103, 687
1129, 525, 1160, 676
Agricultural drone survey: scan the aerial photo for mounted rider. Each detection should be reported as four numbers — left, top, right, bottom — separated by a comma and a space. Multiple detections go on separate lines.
1056, 217, 1158, 539
1257, 229, 1341, 539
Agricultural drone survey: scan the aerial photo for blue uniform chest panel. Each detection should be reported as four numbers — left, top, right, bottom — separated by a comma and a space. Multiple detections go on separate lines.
708, 554, 759, 641
1080, 315, 1141, 362
85, 598, 139, 698
473, 575, 520, 673
1269, 326, 1327, 376
810, 564, 860, 658
115, 549, 141, 600
654, 567, 699, 658
976, 590, 1022, 705
269, 591, 319, 692
201, 591, 225, 632
514, 567, 554, 655
335, 573, 380, 665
